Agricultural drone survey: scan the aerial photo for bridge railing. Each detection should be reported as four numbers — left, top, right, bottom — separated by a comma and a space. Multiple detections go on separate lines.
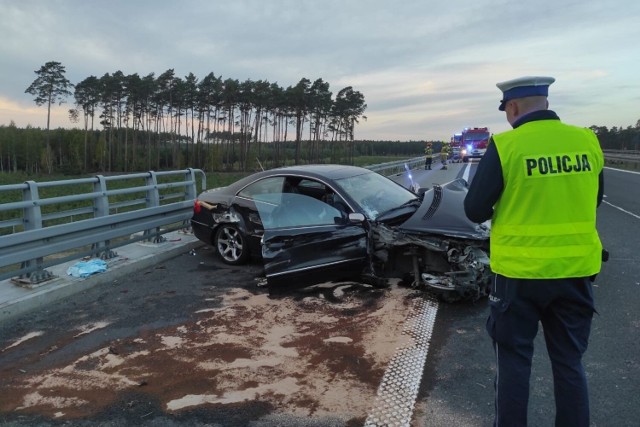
0, 169, 206, 284
367, 156, 427, 175
603, 149, 640, 170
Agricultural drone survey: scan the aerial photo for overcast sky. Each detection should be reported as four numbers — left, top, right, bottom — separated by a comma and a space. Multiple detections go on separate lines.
1, 0, 639, 141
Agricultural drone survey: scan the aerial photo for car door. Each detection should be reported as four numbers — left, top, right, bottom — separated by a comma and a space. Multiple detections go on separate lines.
258, 191, 368, 289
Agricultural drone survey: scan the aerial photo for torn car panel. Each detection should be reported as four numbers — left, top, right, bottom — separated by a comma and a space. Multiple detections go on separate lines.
261, 223, 368, 289
399, 178, 490, 240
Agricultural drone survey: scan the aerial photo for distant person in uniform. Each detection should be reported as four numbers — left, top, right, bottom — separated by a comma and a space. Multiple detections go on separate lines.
440, 141, 450, 170
424, 142, 433, 170
464, 76, 605, 427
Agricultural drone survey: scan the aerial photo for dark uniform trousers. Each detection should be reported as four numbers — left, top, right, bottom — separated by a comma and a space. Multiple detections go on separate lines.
487, 274, 595, 427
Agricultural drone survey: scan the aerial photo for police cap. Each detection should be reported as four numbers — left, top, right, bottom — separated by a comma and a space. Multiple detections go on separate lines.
496, 76, 555, 111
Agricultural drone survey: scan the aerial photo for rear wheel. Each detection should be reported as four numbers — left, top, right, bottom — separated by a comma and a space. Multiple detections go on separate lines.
214, 224, 249, 265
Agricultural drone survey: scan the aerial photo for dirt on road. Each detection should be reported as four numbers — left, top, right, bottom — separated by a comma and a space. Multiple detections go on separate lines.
0, 246, 425, 426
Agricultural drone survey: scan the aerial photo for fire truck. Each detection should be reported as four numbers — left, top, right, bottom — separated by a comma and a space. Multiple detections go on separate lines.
460, 127, 491, 162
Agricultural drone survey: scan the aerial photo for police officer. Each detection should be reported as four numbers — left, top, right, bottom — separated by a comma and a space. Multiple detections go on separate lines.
424, 142, 433, 170
464, 76, 604, 427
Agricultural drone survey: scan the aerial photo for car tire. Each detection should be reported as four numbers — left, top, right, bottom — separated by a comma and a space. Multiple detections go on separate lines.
214, 224, 249, 265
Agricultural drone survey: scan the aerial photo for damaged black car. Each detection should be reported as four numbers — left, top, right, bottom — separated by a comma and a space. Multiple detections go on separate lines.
191, 164, 492, 301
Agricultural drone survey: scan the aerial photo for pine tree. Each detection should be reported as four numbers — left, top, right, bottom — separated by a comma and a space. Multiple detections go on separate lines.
25, 61, 74, 173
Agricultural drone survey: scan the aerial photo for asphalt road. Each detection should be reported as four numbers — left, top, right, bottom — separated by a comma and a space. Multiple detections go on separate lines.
0, 162, 638, 427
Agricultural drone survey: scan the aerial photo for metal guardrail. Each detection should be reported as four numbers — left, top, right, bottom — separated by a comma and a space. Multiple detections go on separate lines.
603, 149, 640, 170
0, 169, 206, 283
367, 156, 430, 176
368, 150, 640, 175
603, 149, 640, 156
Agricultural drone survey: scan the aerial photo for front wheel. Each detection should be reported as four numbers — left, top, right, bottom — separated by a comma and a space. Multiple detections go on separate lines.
214, 224, 249, 265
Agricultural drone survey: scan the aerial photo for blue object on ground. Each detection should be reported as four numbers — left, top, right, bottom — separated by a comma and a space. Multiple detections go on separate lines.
66, 259, 108, 278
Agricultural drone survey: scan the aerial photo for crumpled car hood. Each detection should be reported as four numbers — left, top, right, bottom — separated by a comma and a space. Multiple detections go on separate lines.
398, 178, 490, 240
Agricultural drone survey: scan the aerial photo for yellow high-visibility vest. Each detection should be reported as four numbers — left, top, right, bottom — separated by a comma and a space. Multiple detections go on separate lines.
491, 119, 603, 278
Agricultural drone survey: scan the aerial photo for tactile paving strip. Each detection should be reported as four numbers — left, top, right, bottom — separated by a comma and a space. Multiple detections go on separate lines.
364, 296, 439, 427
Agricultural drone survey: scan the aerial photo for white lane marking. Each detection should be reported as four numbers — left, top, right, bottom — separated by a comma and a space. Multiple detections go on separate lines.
603, 200, 640, 220
604, 166, 640, 175
603, 165, 640, 218
364, 296, 439, 427
462, 162, 471, 183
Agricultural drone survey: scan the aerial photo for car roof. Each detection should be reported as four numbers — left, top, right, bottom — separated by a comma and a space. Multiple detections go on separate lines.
271, 164, 372, 180
227, 164, 372, 190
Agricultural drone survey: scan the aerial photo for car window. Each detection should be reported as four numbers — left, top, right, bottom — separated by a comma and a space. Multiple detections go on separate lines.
335, 171, 416, 219
258, 193, 344, 229
297, 179, 323, 190
238, 177, 285, 199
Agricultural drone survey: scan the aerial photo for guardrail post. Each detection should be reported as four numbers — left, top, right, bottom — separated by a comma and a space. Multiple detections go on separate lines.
91, 175, 117, 260
185, 168, 198, 200
18, 181, 55, 285
181, 168, 201, 232
143, 171, 165, 243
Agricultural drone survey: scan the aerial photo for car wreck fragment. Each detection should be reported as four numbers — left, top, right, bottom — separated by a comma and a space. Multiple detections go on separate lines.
365, 179, 492, 302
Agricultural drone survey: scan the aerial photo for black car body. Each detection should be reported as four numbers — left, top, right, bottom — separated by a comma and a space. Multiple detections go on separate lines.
191, 164, 492, 301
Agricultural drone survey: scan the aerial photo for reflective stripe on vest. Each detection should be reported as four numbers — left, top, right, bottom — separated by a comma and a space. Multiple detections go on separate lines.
491, 120, 603, 278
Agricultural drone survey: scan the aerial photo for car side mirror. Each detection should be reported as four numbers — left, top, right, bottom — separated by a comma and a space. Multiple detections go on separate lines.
348, 213, 366, 223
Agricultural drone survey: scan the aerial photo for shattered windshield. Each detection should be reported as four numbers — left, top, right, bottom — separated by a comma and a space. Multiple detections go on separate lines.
334, 171, 417, 220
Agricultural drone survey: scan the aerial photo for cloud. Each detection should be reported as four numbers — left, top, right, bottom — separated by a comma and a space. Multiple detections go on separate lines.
1, 0, 639, 140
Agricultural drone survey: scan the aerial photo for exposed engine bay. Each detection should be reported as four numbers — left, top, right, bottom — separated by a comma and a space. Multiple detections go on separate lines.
369, 179, 492, 302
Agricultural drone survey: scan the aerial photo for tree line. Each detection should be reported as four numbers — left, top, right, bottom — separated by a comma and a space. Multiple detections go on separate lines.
589, 123, 640, 151
3, 61, 639, 175
0, 122, 435, 176
9, 61, 369, 174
